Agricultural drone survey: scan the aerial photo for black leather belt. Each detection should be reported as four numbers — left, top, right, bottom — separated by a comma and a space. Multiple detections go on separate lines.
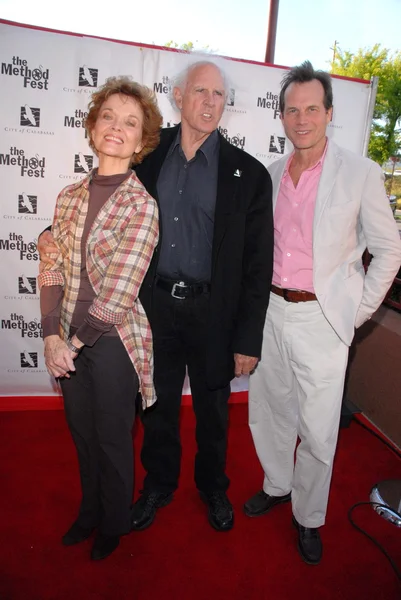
156, 277, 211, 299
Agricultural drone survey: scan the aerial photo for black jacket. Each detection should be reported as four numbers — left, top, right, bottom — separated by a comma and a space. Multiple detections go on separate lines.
136, 126, 274, 389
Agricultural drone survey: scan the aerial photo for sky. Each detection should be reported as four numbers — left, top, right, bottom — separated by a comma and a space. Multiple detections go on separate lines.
0, 0, 400, 69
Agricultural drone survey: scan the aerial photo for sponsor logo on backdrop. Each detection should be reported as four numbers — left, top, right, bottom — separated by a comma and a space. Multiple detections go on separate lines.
257, 91, 280, 119
1, 313, 42, 339
269, 135, 285, 154
218, 126, 246, 149
3, 275, 40, 301
74, 153, 93, 173
64, 109, 89, 138
58, 153, 94, 181
20, 105, 40, 127
227, 88, 235, 107
20, 351, 38, 368
19, 193, 37, 214
225, 88, 246, 114
63, 66, 99, 94
5, 350, 47, 374
0, 147, 46, 178
3, 193, 49, 223
3, 106, 54, 136
18, 276, 37, 295
1, 56, 50, 89
154, 75, 172, 95
256, 134, 287, 161
0, 233, 38, 261
79, 66, 98, 87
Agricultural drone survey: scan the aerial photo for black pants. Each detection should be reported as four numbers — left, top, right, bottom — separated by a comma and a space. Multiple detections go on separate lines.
60, 336, 138, 536
141, 285, 230, 494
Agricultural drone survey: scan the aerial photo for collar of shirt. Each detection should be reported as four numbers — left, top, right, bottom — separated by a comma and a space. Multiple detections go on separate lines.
283, 137, 329, 179
166, 126, 219, 165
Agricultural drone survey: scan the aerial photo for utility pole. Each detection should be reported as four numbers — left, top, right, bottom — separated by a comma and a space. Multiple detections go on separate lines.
331, 40, 339, 67
265, 0, 280, 64
388, 156, 398, 198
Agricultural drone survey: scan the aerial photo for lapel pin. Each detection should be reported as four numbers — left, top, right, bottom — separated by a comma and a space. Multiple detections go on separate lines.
234, 169, 242, 177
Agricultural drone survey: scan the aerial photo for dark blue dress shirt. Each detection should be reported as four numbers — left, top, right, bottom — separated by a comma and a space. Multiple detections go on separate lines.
156, 128, 219, 283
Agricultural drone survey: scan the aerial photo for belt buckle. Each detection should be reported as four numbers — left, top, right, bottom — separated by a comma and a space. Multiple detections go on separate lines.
171, 281, 186, 299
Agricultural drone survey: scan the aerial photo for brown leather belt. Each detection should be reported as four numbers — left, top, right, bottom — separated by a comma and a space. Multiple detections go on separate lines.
271, 284, 317, 303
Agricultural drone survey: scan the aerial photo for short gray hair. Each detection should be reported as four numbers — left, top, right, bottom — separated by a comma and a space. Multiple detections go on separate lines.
168, 58, 230, 109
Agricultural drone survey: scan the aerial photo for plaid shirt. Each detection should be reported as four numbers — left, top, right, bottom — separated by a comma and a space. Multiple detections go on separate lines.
38, 170, 159, 408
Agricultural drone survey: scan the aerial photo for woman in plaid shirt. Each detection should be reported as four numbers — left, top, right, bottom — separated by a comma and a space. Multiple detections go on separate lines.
38, 77, 162, 560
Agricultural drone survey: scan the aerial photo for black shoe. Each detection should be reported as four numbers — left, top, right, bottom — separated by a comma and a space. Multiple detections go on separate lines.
244, 490, 291, 517
62, 521, 95, 546
292, 516, 322, 565
91, 533, 120, 561
131, 491, 173, 531
200, 491, 234, 531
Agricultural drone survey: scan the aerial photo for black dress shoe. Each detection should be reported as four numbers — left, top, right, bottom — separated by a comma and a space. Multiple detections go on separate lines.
131, 491, 173, 531
200, 491, 234, 531
244, 490, 291, 517
62, 521, 95, 546
292, 516, 322, 565
91, 534, 120, 561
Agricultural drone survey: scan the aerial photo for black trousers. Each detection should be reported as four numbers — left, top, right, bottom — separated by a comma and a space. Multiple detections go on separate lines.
141, 285, 230, 494
60, 335, 138, 536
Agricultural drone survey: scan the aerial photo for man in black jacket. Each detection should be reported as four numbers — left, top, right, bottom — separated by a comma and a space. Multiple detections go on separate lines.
132, 60, 273, 531
39, 60, 273, 532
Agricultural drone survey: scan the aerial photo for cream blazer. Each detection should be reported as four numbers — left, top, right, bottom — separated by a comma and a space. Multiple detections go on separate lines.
268, 139, 401, 345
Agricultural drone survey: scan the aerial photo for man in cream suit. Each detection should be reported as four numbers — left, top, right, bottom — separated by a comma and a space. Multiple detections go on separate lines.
244, 61, 401, 565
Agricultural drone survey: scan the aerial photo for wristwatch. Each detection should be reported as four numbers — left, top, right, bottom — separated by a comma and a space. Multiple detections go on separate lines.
66, 337, 82, 354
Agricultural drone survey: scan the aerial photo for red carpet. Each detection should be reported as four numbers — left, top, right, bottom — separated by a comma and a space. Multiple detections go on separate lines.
0, 403, 400, 600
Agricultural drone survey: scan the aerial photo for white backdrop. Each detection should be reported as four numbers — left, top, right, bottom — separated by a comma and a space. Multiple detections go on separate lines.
0, 20, 374, 400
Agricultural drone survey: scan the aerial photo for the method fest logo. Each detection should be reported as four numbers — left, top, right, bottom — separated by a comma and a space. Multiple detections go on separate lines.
1, 313, 42, 339
64, 108, 89, 138
0, 232, 38, 261
154, 75, 171, 95
218, 126, 246, 149
257, 90, 280, 119
0, 146, 45, 178
1, 56, 49, 89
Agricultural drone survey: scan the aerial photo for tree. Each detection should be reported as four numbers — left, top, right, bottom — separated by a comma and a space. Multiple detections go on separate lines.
164, 40, 217, 53
331, 44, 401, 165
165, 40, 195, 52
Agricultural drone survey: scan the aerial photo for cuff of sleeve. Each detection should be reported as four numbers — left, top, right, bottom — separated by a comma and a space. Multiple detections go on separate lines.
75, 316, 114, 347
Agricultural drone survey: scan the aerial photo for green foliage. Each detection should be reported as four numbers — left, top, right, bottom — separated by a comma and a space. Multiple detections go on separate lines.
331, 44, 401, 164
165, 40, 195, 51
164, 40, 216, 53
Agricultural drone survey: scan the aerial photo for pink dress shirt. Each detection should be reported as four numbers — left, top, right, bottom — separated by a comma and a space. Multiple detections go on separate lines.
272, 143, 328, 292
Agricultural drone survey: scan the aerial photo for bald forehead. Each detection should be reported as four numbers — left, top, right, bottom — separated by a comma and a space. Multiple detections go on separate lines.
186, 64, 225, 89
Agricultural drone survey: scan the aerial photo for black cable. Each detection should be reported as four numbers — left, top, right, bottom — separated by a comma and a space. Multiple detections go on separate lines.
348, 502, 401, 582
352, 415, 401, 460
